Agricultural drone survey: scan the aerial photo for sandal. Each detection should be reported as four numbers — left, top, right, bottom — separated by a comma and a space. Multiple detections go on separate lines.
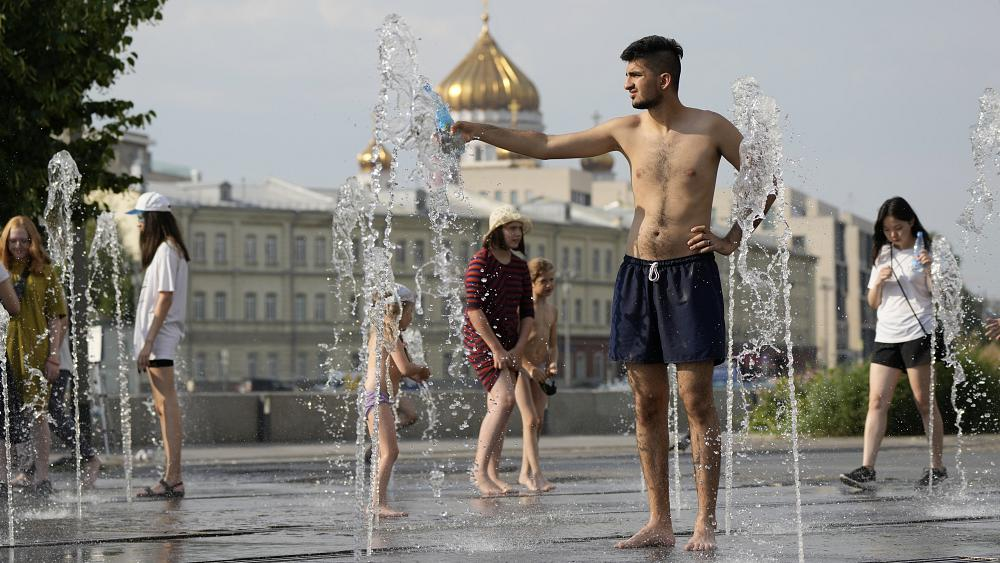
137, 478, 185, 499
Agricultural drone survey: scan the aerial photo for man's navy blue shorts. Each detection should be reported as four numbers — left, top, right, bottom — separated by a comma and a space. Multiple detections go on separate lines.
609, 254, 726, 366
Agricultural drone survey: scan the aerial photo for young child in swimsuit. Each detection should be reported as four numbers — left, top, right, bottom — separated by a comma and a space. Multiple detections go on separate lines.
363, 284, 430, 517
516, 258, 558, 492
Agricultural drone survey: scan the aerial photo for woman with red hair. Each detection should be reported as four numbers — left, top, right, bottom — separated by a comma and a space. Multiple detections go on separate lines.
1, 216, 67, 496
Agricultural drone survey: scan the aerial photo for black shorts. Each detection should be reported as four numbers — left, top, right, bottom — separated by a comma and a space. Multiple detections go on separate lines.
149, 359, 174, 368
871, 335, 931, 370
609, 254, 726, 366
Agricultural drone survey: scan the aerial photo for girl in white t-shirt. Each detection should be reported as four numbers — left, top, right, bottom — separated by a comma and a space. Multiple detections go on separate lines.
840, 197, 946, 491
128, 192, 190, 498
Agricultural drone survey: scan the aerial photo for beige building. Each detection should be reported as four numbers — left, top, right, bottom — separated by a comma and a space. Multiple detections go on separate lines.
714, 187, 875, 367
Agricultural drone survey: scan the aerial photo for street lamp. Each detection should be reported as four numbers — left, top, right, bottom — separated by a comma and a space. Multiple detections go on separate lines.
560, 269, 576, 387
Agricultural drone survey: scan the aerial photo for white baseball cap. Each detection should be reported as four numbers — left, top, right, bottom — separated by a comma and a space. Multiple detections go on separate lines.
126, 191, 171, 214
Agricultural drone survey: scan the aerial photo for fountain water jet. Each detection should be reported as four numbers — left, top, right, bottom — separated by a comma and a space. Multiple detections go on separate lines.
42, 150, 84, 518
725, 77, 804, 562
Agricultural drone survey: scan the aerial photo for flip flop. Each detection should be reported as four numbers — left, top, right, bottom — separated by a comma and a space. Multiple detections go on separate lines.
137, 478, 185, 499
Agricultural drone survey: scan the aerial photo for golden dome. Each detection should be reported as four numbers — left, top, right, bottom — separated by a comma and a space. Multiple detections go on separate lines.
581, 152, 614, 172
357, 139, 391, 173
435, 13, 539, 113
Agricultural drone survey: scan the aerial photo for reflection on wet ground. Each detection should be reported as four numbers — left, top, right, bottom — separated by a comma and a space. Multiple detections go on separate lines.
3, 435, 999, 562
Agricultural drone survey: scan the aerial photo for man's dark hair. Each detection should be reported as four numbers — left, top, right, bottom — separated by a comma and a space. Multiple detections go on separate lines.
620, 35, 684, 91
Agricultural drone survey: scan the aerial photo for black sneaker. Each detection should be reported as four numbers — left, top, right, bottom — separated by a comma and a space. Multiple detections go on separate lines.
915, 467, 948, 488
839, 466, 877, 490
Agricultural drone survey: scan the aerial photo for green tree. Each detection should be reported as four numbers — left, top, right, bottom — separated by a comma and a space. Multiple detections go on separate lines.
0, 0, 166, 219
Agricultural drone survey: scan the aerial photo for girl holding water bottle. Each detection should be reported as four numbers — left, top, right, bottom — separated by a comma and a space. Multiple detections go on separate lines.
840, 197, 946, 490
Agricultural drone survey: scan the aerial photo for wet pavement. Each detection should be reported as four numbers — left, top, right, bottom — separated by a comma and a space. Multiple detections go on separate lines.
3, 434, 999, 562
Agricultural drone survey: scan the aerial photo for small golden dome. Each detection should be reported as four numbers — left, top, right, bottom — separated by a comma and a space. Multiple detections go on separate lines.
435, 17, 539, 113
357, 139, 391, 173
581, 152, 614, 172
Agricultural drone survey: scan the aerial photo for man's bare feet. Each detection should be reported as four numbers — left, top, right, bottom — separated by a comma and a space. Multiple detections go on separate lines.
377, 505, 408, 518
490, 477, 516, 495
538, 477, 556, 492
683, 520, 716, 552
83, 456, 101, 490
615, 521, 676, 549
518, 472, 532, 489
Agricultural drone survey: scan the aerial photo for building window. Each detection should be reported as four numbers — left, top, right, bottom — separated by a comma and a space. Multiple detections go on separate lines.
592, 249, 600, 276
214, 292, 227, 321
244, 235, 257, 265
193, 292, 206, 321
570, 191, 591, 206
214, 233, 227, 264
575, 351, 586, 379
265, 235, 278, 266
561, 247, 570, 270
317, 352, 327, 375
195, 352, 206, 378
193, 233, 206, 263
510, 191, 519, 204
267, 352, 279, 378
244, 292, 257, 321
394, 240, 406, 266
592, 299, 600, 325
413, 240, 425, 265
314, 293, 326, 321
494, 190, 503, 201
792, 235, 806, 253
265, 292, 278, 321
293, 236, 307, 267
294, 293, 306, 322
247, 352, 258, 379
604, 249, 612, 277
573, 248, 582, 273
314, 237, 327, 268
538, 244, 546, 259
835, 221, 846, 263
574, 298, 582, 324
295, 352, 307, 378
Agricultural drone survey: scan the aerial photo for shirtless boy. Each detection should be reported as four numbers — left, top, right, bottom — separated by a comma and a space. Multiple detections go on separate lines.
516, 257, 559, 493
454, 35, 770, 551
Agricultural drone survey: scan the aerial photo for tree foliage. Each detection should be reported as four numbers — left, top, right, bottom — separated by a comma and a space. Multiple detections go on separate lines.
0, 0, 166, 219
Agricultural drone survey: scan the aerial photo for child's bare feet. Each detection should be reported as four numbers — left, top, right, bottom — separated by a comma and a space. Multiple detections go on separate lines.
83, 456, 101, 490
490, 476, 516, 495
473, 474, 505, 497
518, 472, 532, 489
538, 477, 556, 492
684, 519, 716, 552
615, 520, 676, 549
377, 505, 408, 518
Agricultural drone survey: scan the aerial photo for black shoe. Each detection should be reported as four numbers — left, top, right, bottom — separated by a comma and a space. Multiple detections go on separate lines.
915, 467, 948, 488
839, 466, 877, 490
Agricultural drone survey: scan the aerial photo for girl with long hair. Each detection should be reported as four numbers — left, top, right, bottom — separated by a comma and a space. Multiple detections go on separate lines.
1, 215, 67, 495
840, 196, 946, 490
127, 192, 191, 498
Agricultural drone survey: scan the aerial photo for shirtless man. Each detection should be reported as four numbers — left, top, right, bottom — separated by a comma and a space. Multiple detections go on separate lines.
454, 35, 769, 552
516, 257, 559, 493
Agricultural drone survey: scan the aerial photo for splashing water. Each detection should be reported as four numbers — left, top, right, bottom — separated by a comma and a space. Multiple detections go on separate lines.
87, 212, 133, 499
930, 237, 971, 493
0, 308, 13, 545
959, 88, 1000, 250
325, 14, 472, 556
668, 364, 683, 513
726, 77, 804, 561
41, 150, 85, 518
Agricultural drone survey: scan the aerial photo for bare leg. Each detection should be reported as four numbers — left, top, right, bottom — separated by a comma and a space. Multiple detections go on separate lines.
396, 396, 419, 429
531, 378, 553, 491
32, 415, 51, 484
677, 361, 720, 552
515, 374, 548, 492
367, 404, 406, 517
862, 363, 902, 468
906, 364, 944, 469
144, 365, 184, 495
616, 363, 675, 549
473, 369, 516, 497
486, 429, 514, 493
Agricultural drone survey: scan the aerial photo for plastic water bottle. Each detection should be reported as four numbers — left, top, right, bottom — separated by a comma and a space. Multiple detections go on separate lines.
913, 231, 925, 272
423, 84, 463, 156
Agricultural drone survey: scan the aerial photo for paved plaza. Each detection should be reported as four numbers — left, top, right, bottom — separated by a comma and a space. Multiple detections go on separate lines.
4, 434, 999, 562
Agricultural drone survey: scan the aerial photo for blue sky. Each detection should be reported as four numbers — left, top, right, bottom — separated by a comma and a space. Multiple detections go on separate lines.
108, 0, 1000, 291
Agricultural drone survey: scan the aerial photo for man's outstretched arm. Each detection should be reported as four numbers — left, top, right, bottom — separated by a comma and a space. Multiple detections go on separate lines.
452, 118, 623, 160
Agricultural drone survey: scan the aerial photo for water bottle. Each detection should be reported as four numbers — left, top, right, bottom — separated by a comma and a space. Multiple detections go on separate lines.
913, 231, 925, 272
422, 84, 464, 156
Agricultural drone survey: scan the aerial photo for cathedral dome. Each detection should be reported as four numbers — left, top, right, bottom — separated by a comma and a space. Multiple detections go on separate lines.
357, 139, 391, 173
435, 13, 539, 113
581, 152, 614, 173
